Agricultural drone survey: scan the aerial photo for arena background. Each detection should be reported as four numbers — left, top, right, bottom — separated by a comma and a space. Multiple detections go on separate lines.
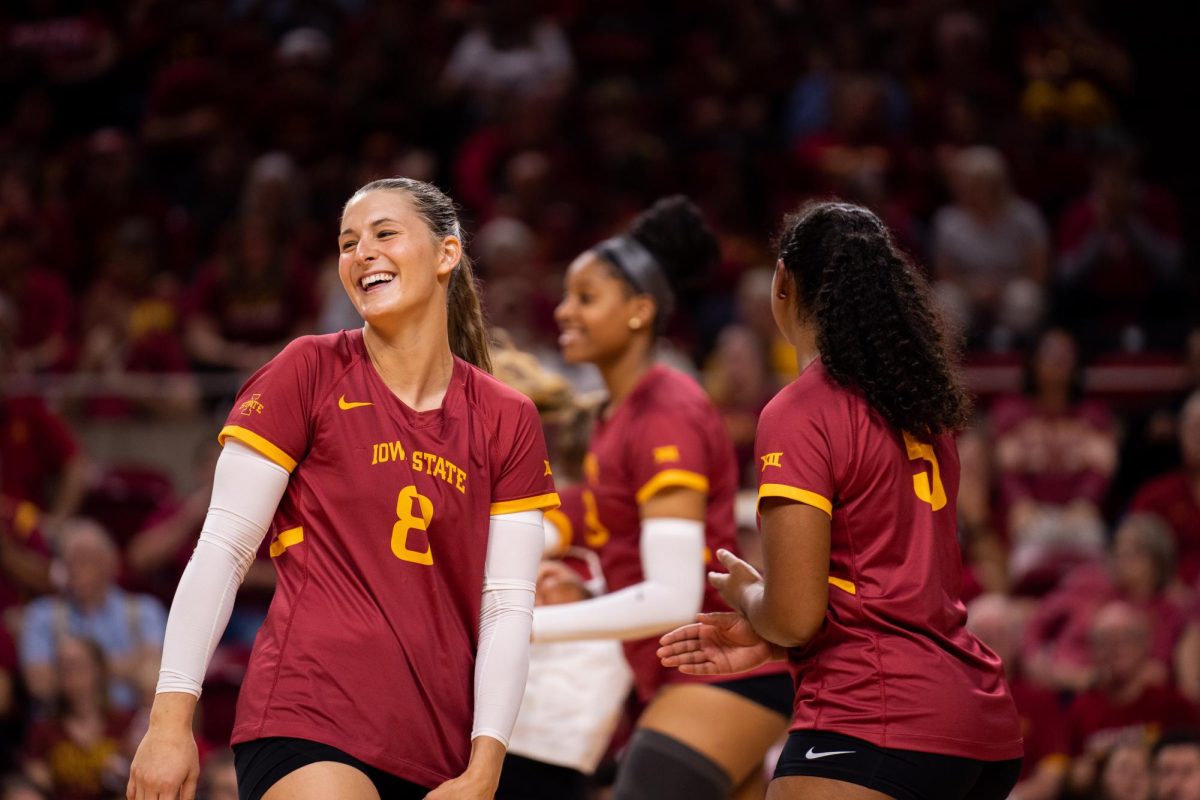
2, 2, 1199, 798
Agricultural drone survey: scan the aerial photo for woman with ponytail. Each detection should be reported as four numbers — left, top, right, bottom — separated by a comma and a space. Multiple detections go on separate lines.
128, 177, 559, 800
659, 201, 1024, 800
533, 196, 792, 800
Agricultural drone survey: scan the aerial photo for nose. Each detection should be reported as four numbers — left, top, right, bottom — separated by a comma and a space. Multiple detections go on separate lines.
554, 296, 574, 325
355, 239, 379, 264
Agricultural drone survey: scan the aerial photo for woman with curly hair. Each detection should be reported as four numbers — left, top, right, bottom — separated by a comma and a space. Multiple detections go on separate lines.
659, 201, 1023, 800
534, 196, 792, 800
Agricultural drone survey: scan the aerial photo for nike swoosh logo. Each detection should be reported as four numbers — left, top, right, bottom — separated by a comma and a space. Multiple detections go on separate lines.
338, 395, 373, 410
805, 747, 855, 760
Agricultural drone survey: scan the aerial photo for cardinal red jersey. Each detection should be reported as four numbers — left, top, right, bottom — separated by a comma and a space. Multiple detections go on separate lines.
755, 360, 1022, 761
218, 331, 559, 787
578, 365, 740, 701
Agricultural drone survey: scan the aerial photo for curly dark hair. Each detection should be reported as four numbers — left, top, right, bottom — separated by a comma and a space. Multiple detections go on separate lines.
776, 201, 970, 437
602, 195, 718, 334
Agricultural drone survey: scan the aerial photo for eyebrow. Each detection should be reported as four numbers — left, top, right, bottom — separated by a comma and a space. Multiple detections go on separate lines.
340, 217, 401, 237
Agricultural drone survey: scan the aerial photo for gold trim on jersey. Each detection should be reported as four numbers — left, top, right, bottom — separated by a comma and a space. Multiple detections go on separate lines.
490, 492, 561, 516
758, 483, 833, 517
269, 526, 304, 557
827, 576, 856, 595
635, 469, 710, 504
543, 508, 574, 557
218, 425, 298, 473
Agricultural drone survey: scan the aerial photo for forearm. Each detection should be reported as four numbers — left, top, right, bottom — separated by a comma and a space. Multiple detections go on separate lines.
533, 517, 704, 643
740, 583, 814, 649
533, 579, 699, 642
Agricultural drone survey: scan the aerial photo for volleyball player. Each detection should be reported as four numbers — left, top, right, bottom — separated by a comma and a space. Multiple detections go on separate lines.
127, 177, 559, 800
535, 196, 791, 800
659, 201, 1024, 800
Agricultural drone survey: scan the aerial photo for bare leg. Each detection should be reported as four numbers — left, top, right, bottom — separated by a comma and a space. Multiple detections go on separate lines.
768, 776, 895, 800
637, 683, 789, 787
261, 761, 382, 800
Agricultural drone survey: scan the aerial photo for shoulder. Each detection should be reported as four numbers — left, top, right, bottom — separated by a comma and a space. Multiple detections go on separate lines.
762, 364, 844, 421
1132, 471, 1188, 506
461, 362, 540, 419
636, 366, 712, 415
268, 332, 359, 374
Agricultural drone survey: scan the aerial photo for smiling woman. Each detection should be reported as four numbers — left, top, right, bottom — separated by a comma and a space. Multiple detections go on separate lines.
518, 197, 792, 800
127, 177, 559, 800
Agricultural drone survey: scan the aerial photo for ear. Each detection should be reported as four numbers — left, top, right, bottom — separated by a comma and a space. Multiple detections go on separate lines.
772, 258, 793, 299
436, 235, 462, 279
626, 293, 657, 332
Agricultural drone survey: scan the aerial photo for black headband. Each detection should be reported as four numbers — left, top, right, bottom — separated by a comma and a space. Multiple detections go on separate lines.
592, 236, 675, 324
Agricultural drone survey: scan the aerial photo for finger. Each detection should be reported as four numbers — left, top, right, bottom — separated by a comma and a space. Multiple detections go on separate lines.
708, 572, 728, 590
661, 650, 713, 666
182, 773, 199, 800
659, 623, 702, 646
656, 640, 702, 659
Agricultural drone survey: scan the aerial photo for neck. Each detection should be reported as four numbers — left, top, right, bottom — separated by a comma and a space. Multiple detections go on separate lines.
362, 312, 455, 412
790, 322, 821, 374
1036, 387, 1070, 412
597, 341, 655, 414
74, 588, 110, 613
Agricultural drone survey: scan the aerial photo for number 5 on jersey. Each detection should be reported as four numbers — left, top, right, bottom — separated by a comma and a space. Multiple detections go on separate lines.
393, 485, 435, 565
903, 432, 947, 511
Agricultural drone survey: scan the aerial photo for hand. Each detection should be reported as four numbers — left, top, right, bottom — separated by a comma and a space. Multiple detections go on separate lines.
425, 736, 504, 799
657, 612, 776, 675
707, 548, 763, 614
127, 723, 198, 800
424, 772, 498, 799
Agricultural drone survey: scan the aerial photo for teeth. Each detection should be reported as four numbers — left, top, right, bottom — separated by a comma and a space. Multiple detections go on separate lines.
360, 274, 395, 290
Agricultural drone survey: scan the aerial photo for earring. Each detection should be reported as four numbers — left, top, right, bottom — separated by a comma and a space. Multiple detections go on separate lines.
777, 291, 787, 299
628, 318, 643, 330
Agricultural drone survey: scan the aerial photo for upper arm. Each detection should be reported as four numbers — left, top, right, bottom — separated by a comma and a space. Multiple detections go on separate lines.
489, 397, 559, 516
759, 497, 831, 643
627, 405, 713, 518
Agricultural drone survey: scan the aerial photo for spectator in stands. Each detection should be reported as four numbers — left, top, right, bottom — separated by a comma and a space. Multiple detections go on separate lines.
968, 593, 1069, 800
0, 222, 73, 373
74, 217, 198, 419
1066, 601, 1197, 794
441, 0, 574, 122
992, 327, 1116, 589
1055, 134, 1184, 350
703, 324, 776, 486
1024, 513, 1185, 692
19, 519, 165, 711
1154, 730, 1200, 800
21, 636, 133, 800
932, 146, 1050, 350
0, 335, 90, 542
183, 214, 317, 373
1097, 740, 1152, 800
0, 498, 52, 620
1131, 391, 1200, 584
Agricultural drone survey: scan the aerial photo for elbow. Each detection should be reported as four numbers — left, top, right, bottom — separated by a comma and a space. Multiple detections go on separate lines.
763, 605, 825, 650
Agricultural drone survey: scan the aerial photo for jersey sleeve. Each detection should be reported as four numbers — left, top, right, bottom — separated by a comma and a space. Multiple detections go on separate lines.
489, 396, 560, 515
624, 406, 713, 505
754, 396, 834, 517
217, 338, 318, 473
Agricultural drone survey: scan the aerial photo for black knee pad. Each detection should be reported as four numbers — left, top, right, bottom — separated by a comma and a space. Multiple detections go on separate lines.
612, 729, 732, 800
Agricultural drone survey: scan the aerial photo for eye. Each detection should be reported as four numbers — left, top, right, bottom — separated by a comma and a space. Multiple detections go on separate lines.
340, 240, 357, 252
377, 230, 395, 239
577, 292, 593, 304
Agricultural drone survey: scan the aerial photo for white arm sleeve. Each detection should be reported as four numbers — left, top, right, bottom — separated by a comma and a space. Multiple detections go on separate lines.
155, 440, 289, 696
472, 510, 543, 746
531, 518, 704, 643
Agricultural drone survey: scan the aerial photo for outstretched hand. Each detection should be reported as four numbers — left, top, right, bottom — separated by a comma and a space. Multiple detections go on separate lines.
656, 612, 775, 675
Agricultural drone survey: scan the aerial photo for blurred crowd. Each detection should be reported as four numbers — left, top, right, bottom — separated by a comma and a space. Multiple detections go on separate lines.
0, 1, 1198, 798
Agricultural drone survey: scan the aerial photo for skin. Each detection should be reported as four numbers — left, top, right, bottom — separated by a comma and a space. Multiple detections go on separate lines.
128, 190, 504, 800
555, 250, 789, 790
660, 260, 909, 800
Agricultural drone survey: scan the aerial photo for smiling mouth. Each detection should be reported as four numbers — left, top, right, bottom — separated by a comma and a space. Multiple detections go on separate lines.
360, 273, 395, 292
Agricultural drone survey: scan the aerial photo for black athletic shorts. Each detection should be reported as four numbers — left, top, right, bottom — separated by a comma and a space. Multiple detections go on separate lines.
774, 730, 1022, 800
232, 737, 430, 800
713, 671, 795, 718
